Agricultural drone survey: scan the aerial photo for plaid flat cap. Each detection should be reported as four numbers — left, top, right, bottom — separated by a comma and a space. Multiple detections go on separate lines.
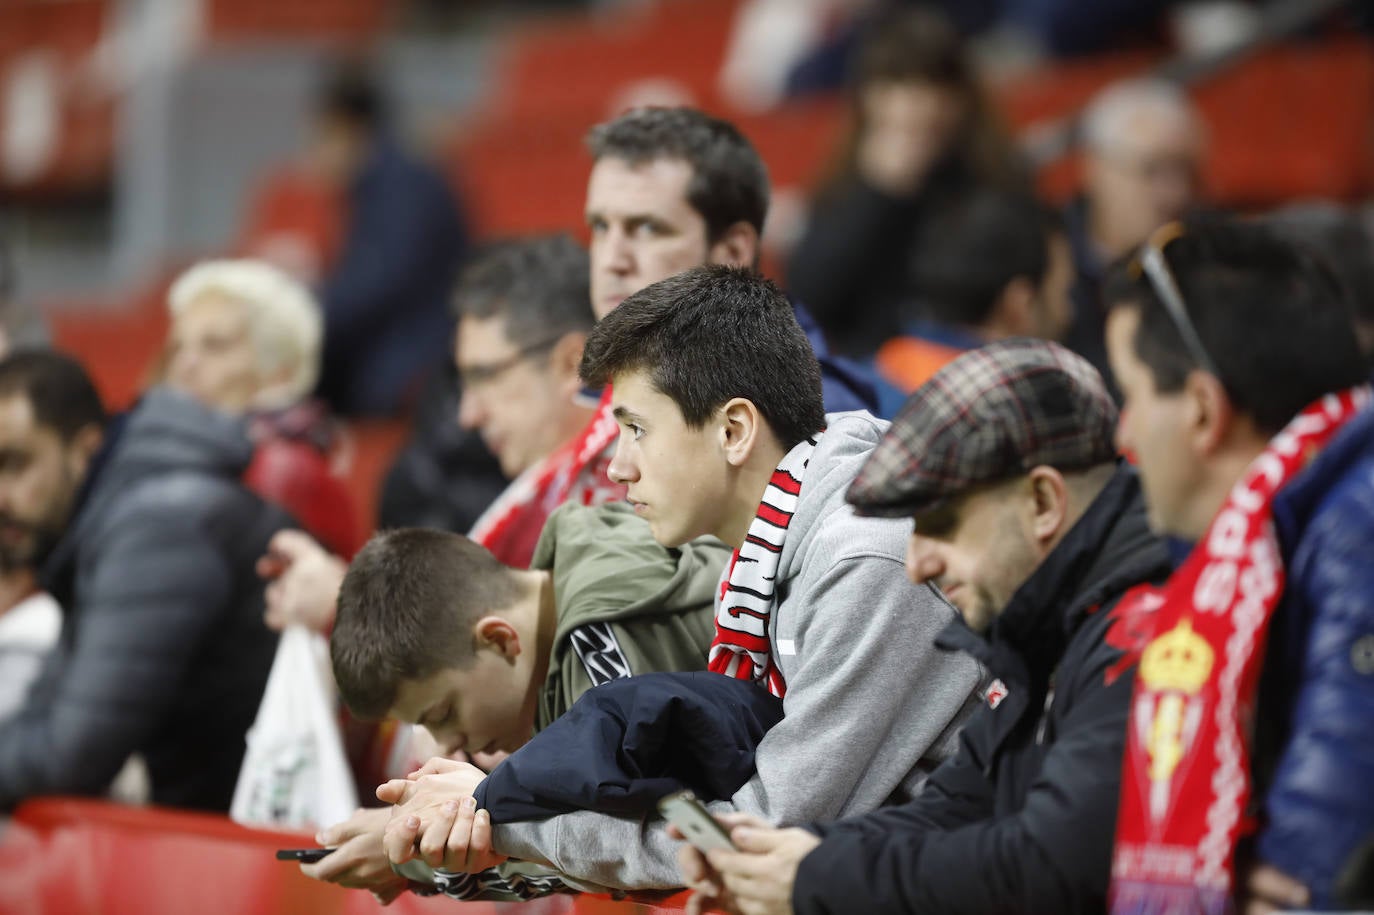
848, 339, 1118, 517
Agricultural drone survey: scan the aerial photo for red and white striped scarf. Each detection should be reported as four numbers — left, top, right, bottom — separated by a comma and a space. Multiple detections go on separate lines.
707, 433, 821, 698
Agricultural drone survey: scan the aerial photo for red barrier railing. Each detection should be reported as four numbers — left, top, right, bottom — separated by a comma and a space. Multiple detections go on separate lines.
0, 798, 691, 915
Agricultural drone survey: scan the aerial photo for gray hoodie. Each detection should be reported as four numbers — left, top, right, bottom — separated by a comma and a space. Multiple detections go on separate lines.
490, 411, 987, 890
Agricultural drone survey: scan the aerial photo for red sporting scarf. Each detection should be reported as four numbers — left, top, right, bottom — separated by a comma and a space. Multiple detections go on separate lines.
1110, 387, 1370, 914
707, 434, 819, 698
468, 389, 625, 567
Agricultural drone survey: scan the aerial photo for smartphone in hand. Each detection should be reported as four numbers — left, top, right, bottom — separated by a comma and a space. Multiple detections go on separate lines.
658, 790, 736, 853
275, 847, 334, 864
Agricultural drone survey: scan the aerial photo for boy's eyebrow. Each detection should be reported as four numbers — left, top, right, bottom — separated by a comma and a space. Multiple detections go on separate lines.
612, 405, 644, 425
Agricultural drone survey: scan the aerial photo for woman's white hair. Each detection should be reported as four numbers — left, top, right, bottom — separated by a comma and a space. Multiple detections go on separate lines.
167, 258, 323, 411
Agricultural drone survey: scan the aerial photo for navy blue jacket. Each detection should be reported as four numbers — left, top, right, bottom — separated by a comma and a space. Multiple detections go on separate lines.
793, 467, 1171, 914
318, 138, 468, 416
793, 299, 896, 417
473, 671, 783, 823
1257, 401, 1374, 909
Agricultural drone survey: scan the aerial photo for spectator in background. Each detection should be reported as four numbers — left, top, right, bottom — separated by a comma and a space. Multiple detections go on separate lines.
1065, 77, 1206, 391
1264, 201, 1374, 360
165, 259, 360, 557
875, 189, 1074, 391
1104, 219, 1372, 912
787, 9, 1027, 358
685, 341, 1171, 915
309, 61, 469, 417
0, 351, 289, 812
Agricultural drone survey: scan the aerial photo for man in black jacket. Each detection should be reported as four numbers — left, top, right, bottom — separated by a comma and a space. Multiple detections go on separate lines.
681, 339, 1172, 915
0, 351, 289, 812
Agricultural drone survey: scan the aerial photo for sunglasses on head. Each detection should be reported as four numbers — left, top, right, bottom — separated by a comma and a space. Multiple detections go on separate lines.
1129, 222, 1221, 378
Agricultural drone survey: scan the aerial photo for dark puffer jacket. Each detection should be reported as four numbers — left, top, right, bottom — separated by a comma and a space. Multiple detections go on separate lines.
793, 466, 1171, 915
1258, 401, 1374, 909
0, 387, 290, 812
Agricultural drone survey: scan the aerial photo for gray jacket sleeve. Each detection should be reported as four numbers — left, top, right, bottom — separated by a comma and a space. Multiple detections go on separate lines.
0, 499, 233, 808
491, 540, 986, 890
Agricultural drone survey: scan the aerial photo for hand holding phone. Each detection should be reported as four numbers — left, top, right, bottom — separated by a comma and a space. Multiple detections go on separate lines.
658, 790, 736, 853
275, 847, 335, 864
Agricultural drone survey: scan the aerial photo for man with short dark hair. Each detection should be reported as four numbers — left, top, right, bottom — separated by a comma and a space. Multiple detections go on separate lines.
0, 350, 288, 811
688, 339, 1172, 915
876, 189, 1075, 392
378, 266, 982, 895
1103, 219, 1373, 913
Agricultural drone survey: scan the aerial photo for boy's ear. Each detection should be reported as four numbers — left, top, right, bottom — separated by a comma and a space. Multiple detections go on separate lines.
473, 615, 521, 660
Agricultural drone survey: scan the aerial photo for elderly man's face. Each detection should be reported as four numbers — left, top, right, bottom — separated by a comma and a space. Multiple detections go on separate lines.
1087, 107, 1203, 254
904, 479, 1043, 633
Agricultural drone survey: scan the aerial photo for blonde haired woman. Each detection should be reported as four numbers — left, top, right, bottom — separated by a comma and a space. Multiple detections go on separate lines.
165, 259, 360, 556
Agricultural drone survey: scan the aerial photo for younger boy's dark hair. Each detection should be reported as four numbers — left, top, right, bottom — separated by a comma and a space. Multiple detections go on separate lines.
579, 265, 825, 449
331, 528, 521, 720
1104, 217, 1368, 436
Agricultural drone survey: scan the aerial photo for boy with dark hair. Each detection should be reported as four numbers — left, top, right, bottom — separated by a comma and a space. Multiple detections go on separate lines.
321, 502, 726, 901
332, 505, 725, 753
1103, 218, 1373, 912
379, 265, 983, 895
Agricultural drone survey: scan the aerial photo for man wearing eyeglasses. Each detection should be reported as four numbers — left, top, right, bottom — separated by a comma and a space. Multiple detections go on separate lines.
1104, 218, 1374, 913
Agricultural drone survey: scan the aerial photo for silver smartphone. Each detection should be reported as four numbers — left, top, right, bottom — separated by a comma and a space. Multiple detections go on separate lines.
658, 790, 736, 853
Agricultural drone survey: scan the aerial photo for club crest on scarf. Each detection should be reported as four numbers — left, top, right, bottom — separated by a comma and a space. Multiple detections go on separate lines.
1110, 386, 1371, 915
708, 434, 821, 698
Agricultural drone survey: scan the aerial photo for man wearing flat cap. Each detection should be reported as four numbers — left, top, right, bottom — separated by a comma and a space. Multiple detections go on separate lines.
680, 339, 1174, 915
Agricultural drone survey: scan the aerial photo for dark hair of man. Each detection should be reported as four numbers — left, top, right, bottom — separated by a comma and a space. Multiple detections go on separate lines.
579, 265, 825, 449
317, 59, 385, 131
912, 190, 1062, 328
0, 350, 106, 441
331, 528, 522, 720
585, 107, 770, 243
1103, 218, 1368, 435
453, 234, 595, 348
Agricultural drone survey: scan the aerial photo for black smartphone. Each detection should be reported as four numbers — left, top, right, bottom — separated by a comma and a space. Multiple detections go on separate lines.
275, 847, 335, 863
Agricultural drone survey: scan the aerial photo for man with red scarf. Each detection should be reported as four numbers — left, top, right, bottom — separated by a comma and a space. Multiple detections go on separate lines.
1102, 219, 1373, 913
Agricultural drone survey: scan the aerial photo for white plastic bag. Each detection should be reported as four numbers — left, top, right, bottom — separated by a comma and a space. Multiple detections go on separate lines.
230, 625, 358, 830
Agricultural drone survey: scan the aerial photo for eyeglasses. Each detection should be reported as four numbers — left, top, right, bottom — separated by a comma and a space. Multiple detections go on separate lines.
1132, 222, 1221, 378
458, 335, 562, 389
